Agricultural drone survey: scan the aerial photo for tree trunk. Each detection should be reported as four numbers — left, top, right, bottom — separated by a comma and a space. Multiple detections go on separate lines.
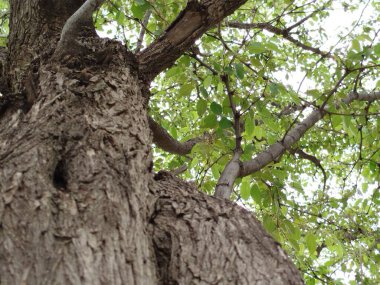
0, 1, 304, 284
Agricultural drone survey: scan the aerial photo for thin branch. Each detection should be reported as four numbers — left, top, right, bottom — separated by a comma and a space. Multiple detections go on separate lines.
135, 9, 152, 53
137, 0, 247, 82
239, 86, 379, 178
290, 148, 327, 193
169, 164, 188, 176
56, 0, 106, 55
225, 21, 334, 59
149, 116, 209, 156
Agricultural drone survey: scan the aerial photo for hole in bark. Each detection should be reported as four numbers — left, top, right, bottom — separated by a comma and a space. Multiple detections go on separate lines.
153, 229, 173, 284
53, 160, 67, 190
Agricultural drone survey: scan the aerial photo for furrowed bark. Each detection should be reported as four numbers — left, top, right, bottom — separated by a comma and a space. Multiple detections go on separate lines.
7, 0, 85, 93
1, 1, 157, 283
151, 172, 304, 285
137, 0, 247, 82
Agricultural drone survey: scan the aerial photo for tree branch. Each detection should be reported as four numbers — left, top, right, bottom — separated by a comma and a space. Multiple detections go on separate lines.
290, 148, 327, 192
56, 0, 106, 55
149, 116, 208, 155
225, 21, 334, 59
342, 91, 380, 105
135, 9, 152, 53
214, 74, 242, 199
137, 0, 247, 82
239, 89, 380, 178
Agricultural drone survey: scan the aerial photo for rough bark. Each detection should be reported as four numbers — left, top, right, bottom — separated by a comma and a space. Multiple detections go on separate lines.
0, 42, 157, 284
137, 0, 247, 82
151, 172, 303, 285
0, 0, 304, 284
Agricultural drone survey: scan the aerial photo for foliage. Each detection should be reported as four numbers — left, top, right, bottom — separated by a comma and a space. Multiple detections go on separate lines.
2, 0, 380, 283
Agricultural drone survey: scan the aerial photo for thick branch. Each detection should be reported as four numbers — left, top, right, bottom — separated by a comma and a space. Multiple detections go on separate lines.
137, 0, 247, 81
149, 116, 206, 155
226, 21, 333, 59
214, 74, 242, 199
239, 90, 380, 178
239, 108, 325, 177
214, 152, 241, 199
343, 91, 380, 105
56, 0, 105, 55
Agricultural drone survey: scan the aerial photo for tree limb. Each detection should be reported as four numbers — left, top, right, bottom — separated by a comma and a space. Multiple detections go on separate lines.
149, 116, 208, 155
137, 0, 247, 82
135, 9, 152, 53
214, 74, 242, 199
239, 89, 380, 178
342, 91, 380, 105
225, 21, 334, 59
56, 0, 106, 55
290, 148, 327, 193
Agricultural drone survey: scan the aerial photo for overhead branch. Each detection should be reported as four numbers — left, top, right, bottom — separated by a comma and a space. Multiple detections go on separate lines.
238, 89, 380, 178
214, 74, 243, 199
56, 0, 106, 55
342, 91, 380, 105
135, 9, 152, 53
149, 116, 208, 156
137, 0, 247, 82
225, 21, 334, 59
290, 148, 327, 192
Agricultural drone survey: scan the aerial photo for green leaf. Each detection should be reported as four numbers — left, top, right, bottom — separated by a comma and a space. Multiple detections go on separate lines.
203, 76, 213, 89
249, 42, 266, 54
210, 102, 223, 115
202, 114, 217, 129
240, 179, 250, 200
197, 99, 207, 116
165, 66, 180, 78
235, 63, 245, 79
178, 83, 193, 97
351, 39, 361, 52
200, 86, 208, 98
374, 43, 380, 56
244, 119, 254, 140
219, 117, 232, 129
250, 184, 261, 204
269, 82, 279, 95
263, 215, 276, 233
131, 2, 150, 19
305, 233, 317, 253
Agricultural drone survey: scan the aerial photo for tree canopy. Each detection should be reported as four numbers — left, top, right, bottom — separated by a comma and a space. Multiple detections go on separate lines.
1, 0, 379, 284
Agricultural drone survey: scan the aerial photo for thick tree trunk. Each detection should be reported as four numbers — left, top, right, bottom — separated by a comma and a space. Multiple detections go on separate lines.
0, 1, 304, 284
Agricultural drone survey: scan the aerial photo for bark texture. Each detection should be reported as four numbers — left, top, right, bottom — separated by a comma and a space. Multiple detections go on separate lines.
0, 0, 304, 284
0, 43, 156, 284
151, 172, 303, 285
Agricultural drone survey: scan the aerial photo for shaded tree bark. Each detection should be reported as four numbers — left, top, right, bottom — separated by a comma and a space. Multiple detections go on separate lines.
0, 1, 304, 284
